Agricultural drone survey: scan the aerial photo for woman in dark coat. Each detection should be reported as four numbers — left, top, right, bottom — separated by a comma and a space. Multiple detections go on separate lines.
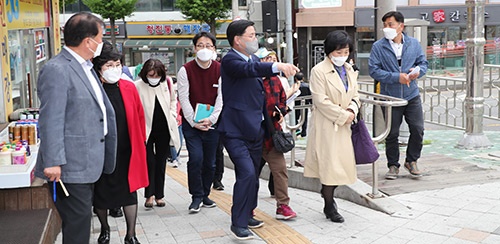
93, 43, 149, 244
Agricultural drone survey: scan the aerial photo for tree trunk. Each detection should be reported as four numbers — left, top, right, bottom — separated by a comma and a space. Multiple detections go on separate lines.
209, 20, 217, 37
110, 18, 116, 49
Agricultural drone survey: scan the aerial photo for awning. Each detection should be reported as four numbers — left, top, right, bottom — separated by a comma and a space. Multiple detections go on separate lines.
123, 39, 230, 48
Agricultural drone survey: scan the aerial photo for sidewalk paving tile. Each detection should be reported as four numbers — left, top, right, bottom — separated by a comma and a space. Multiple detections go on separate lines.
52, 128, 500, 244
453, 228, 490, 243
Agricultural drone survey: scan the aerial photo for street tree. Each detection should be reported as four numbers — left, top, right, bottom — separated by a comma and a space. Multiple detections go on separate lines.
176, 0, 231, 37
82, 0, 137, 47
60, 0, 78, 10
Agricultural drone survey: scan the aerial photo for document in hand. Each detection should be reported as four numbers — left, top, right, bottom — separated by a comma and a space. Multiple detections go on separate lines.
408, 66, 420, 76
193, 103, 214, 122
286, 90, 301, 106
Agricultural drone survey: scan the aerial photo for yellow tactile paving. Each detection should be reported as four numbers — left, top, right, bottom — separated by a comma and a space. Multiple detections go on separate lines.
166, 167, 312, 244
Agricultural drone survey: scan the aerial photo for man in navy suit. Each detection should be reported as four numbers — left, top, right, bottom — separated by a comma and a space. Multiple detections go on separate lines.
218, 19, 299, 240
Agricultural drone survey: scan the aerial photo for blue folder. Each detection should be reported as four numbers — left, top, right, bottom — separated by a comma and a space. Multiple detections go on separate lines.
193, 103, 214, 122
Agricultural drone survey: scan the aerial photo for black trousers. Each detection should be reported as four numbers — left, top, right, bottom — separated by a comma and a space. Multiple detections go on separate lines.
48, 182, 94, 244
145, 133, 171, 199
214, 139, 225, 182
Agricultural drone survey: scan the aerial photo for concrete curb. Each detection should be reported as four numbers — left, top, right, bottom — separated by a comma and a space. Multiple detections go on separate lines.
223, 155, 414, 218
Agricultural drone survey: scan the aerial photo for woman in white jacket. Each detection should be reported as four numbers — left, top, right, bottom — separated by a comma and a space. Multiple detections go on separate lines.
135, 59, 180, 208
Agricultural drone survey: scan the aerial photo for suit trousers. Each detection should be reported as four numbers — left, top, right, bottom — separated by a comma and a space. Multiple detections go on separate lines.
222, 131, 264, 228
48, 182, 94, 244
261, 147, 290, 206
183, 122, 219, 199
214, 139, 225, 182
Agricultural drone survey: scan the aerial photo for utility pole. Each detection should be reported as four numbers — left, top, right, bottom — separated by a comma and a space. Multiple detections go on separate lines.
284, 0, 293, 66
285, 0, 295, 127
457, 0, 492, 149
373, 0, 396, 137
232, 0, 239, 19
375, 1, 396, 42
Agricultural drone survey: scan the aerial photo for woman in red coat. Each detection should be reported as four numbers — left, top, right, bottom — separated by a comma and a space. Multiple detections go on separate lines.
92, 42, 148, 244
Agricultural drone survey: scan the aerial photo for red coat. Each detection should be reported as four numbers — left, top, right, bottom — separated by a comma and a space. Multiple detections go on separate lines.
119, 79, 149, 192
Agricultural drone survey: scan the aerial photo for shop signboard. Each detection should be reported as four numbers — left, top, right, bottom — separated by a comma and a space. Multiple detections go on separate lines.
127, 21, 230, 39
6, 0, 51, 30
355, 5, 500, 27
299, 0, 341, 9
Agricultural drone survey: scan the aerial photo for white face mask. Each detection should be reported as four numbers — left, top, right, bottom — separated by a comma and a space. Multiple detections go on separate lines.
244, 39, 259, 55
148, 77, 161, 86
102, 67, 121, 84
89, 38, 103, 58
331, 56, 348, 67
196, 48, 213, 62
383, 27, 398, 40
212, 51, 218, 61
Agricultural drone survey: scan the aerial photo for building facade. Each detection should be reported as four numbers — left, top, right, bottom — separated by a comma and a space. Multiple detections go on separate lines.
295, 0, 500, 77
61, 0, 282, 76
0, 0, 60, 122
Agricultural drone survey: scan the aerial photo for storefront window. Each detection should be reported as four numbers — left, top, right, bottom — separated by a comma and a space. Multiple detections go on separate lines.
427, 26, 467, 74
63, 0, 91, 13
8, 31, 23, 110
133, 51, 176, 75
355, 29, 375, 75
135, 0, 162, 11
64, 0, 179, 12
419, 0, 464, 4
356, 0, 408, 6
161, 0, 176, 10
485, 26, 500, 65
486, 26, 500, 40
357, 30, 375, 53
7, 29, 46, 110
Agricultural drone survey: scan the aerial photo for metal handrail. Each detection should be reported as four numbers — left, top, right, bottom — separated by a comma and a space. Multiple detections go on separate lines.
357, 90, 408, 198
284, 91, 408, 198
286, 95, 311, 168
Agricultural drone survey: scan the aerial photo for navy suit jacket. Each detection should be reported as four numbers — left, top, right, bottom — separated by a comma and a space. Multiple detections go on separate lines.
218, 49, 276, 141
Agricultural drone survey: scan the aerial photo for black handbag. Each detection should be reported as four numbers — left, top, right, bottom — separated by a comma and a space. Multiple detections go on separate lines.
272, 130, 295, 153
263, 78, 295, 153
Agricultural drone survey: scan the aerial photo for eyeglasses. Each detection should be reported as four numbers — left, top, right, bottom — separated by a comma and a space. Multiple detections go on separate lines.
196, 44, 214, 49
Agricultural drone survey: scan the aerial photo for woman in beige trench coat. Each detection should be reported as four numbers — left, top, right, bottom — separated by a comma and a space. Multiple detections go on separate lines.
304, 30, 360, 223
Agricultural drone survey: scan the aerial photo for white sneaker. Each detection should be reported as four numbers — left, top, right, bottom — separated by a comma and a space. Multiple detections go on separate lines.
167, 159, 179, 168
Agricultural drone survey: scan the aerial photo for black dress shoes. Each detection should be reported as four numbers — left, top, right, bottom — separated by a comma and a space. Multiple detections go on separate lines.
324, 209, 345, 223
124, 236, 141, 244
97, 230, 110, 244
109, 207, 123, 218
213, 179, 224, 191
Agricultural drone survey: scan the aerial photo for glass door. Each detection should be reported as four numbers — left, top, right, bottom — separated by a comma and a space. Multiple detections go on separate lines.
21, 29, 33, 108
32, 29, 49, 108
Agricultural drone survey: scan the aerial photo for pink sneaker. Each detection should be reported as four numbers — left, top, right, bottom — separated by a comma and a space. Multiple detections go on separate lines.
276, 204, 297, 220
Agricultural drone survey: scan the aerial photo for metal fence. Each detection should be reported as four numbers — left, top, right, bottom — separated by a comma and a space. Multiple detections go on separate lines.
421, 64, 500, 129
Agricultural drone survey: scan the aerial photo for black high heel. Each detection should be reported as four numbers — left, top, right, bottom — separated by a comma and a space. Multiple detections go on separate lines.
323, 201, 345, 223
97, 229, 110, 244
124, 236, 140, 244
324, 209, 345, 223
